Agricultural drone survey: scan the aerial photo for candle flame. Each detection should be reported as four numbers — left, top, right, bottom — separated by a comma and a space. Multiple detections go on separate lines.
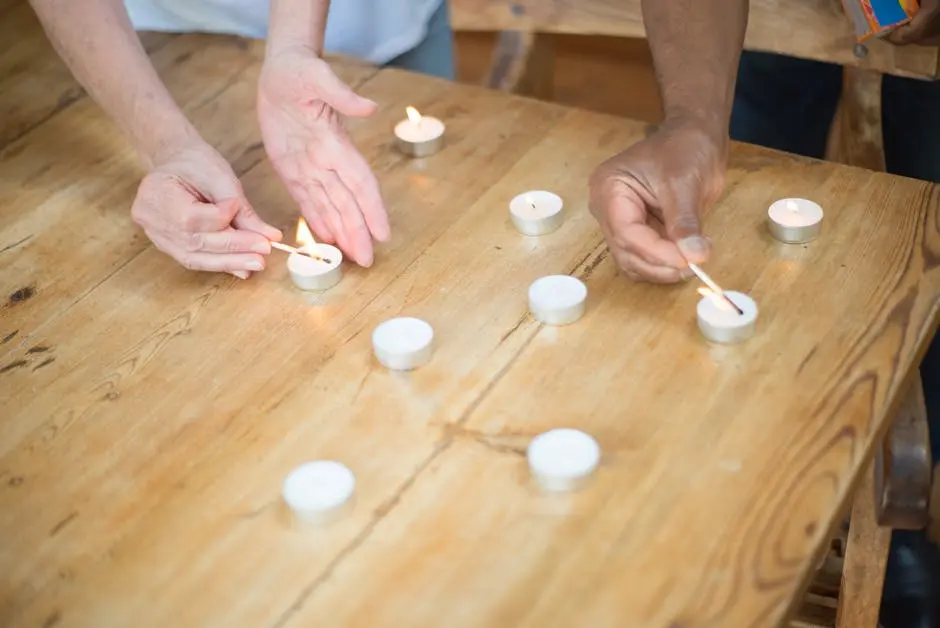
698, 287, 736, 313
525, 193, 536, 209
406, 106, 422, 124
295, 217, 316, 251
785, 200, 800, 213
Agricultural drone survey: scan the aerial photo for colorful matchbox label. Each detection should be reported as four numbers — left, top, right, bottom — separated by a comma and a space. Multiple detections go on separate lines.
841, 0, 919, 41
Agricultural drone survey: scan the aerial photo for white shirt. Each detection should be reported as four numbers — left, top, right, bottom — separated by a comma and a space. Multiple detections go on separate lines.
124, 0, 443, 64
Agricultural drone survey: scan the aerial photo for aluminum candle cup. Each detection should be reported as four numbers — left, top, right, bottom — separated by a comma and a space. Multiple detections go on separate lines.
372, 317, 434, 371
509, 191, 564, 235
528, 275, 587, 326
767, 198, 824, 244
527, 428, 601, 492
287, 244, 343, 291
394, 109, 445, 157
282, 461, 356, 524
696, 290, 758, 344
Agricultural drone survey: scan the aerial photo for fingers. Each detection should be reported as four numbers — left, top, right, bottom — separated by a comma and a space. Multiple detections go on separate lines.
311, 62, 378, 118
604, 191, 688, 270
656, 184, 710, 266
337, 150, 390, 242
187, 227, 272, 255
305, 179, 352, 253
887, 20, 923, 45
321, 170, 375, 266
227, 198, 283, 242
609, 248, 686, 284
177, 251, 267, 274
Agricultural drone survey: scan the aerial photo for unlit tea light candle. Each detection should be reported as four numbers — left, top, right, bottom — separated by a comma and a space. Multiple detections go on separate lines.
527, 428, 601, 492
372, 317, 434, 370
509, 191, 564, 235
395, 106, 444, 157
528, 275, 587, 325
767, 198, 824, 243
696, 290, 758, 344
282, 460, 356, 524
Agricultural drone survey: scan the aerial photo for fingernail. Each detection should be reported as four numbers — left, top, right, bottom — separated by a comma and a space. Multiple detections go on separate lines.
246, 260, 264, 271
680, 269, 695, 281
678, 236, 709, 262
252, 242, 271, 254
232, 271, 250, 280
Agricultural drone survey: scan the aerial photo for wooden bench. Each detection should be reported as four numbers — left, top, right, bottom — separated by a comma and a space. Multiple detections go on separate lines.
449, 1, 940, 626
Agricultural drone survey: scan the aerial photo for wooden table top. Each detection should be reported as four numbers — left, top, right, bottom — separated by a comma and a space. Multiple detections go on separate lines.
4, 7, 940, 627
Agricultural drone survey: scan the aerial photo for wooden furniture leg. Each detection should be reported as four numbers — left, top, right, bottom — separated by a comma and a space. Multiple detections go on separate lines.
835, 457, 892, 627
482, 30, 554, 99
875, 378, 932, 530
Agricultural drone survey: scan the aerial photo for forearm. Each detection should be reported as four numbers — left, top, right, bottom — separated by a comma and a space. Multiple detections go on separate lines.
642, 0, 748, 135
28, 0, 199, 167
267, 0, 330, 57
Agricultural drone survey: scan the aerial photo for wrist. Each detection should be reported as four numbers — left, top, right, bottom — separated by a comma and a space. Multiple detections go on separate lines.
265, 38, 321, 62
662, 109, 730, 151
134, 114, 203, 170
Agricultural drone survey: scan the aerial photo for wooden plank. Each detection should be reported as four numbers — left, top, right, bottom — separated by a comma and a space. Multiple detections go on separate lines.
449, 0, 940, 80
875, 376, 932, 529
0, 3, 174, 149
0, 35, 376, 364
484, 30, 555, 98
835, 460, 891, 627
253, 137, 939, 625
0, 66, 571, 625
4, 16, 940, 628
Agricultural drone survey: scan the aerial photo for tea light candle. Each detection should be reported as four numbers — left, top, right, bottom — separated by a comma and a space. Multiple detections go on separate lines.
287, 244, 343, 291
527, 428, 601, 492
395, 106, 444, 157
372, 317, 434, 370
696, 290, 758, 344
282, 460, 356, 524
528, 275, 587, 325
768, 198, 824, 243
509, 191, 564, 235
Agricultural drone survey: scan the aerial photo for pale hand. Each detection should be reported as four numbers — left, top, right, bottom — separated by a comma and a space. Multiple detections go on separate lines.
131, 141, 282, 279
257, 47, 389, 267
588, 118, 727, 283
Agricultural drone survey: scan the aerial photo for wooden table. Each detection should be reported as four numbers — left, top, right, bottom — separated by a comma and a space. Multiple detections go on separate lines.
3, 6, 940, 627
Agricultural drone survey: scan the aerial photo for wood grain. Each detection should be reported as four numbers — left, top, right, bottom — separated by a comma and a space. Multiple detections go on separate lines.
835, 458, 891, 626
449, 0, 940, 80
3, 15, 940, 628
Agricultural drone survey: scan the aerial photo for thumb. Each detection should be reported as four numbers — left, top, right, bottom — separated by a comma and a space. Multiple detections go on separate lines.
310, 62, 378, 118
662, 185, 710, 265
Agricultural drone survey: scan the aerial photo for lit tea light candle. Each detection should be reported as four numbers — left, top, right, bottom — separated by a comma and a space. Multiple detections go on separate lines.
767, 198, 824, 244
284, 218, 342, 291
394, 106, 445, 157
509, 191, 564, 235
528, 275, 587, 325
372, 316, 434, 371
527, 428, 601, 492
282, 460, 356, 524
696, 288, 758, 344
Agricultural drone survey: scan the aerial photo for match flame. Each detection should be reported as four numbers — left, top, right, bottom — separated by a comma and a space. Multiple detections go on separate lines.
698, 287, 736, 313
295, 217, 316, 251
785, 200, 800, 213
406, 106, 422, 124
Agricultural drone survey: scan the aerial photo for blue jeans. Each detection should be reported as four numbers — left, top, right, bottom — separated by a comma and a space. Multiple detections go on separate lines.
730, 50, 940, 609
384, 1, 455, 80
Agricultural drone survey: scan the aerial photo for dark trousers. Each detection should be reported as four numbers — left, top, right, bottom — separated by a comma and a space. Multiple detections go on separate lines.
730, 50, 940, 616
